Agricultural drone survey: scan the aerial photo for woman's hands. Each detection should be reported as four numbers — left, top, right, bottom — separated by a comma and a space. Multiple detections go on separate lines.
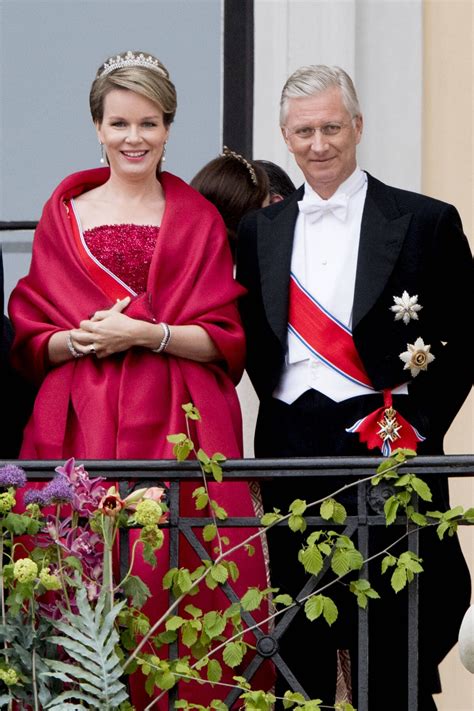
74, 297, 135, 359
48, 296, 220, 365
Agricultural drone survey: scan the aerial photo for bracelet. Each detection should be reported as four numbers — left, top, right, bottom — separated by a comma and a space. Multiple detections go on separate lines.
66, 331, 84, 359
151, 322, 171, 353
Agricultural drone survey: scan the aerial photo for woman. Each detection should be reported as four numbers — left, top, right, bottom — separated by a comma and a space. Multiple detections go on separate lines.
9, 51, 269, 708
191, 146, 269, 258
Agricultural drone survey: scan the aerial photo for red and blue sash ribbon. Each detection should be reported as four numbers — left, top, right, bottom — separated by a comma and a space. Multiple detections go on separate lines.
288, 274, 425, 455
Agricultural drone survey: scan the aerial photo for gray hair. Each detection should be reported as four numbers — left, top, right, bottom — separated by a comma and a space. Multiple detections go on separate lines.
280, 65, 361, 126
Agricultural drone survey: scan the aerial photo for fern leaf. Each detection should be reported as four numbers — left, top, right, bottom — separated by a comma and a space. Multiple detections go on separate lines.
43, 588, 129, 710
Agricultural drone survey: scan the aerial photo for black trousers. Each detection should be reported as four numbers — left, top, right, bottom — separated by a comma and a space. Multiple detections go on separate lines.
255, 391, 471, 710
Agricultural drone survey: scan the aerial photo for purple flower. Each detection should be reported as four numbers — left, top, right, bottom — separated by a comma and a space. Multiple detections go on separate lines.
0, 465, 27, 489
43, 475, 73, 504
55, 458, 106, 514
24, 489, 49, 507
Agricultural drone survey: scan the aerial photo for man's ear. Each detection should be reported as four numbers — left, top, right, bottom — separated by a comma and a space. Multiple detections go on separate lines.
281, 126, 294, 154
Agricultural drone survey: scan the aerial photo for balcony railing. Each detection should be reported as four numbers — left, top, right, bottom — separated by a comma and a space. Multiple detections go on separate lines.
6, 454, 474, 710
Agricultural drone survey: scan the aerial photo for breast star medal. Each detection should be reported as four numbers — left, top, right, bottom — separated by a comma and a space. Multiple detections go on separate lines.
390, 291, 423, 325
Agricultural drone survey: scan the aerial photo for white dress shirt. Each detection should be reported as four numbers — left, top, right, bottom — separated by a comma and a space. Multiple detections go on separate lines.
274, 167, 408, 404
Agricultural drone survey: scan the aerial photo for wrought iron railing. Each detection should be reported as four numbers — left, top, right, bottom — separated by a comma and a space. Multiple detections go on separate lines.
7, 455, 474, 710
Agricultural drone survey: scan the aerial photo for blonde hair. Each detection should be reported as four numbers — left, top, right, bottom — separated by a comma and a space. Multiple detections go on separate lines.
90, 50, 177, 126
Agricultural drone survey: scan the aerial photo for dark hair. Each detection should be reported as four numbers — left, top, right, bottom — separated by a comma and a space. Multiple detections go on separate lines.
254, 160, 296, 200
191, 152, 269, 256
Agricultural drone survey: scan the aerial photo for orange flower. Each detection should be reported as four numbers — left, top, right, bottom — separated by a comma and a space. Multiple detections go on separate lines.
98, 491, 124, 517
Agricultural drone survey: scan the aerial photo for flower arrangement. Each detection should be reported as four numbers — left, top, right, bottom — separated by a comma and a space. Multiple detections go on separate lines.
0, 405, 472, 711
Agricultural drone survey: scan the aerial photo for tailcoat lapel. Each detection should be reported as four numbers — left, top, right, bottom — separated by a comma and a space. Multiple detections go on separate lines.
352, 174, 412, 330
257, 187, 304, 348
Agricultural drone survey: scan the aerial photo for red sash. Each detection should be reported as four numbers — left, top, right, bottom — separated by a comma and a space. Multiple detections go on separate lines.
289, 274, 373, 389
288, 274, 425, 455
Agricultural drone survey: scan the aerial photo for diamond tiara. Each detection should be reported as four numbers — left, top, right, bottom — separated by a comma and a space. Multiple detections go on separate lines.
221, 146, 258, 186
98, 51, 167, 78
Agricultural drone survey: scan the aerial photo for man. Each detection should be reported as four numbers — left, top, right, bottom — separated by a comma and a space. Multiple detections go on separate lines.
237, 66, 472, 709
254, 159, 296, 203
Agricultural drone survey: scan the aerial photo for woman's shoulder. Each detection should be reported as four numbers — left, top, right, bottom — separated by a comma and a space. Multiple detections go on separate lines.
161, 171, 221, 218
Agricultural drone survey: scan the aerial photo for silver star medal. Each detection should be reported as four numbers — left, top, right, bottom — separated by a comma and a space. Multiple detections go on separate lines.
391, 291, 422, 325
399, 337, 435, 377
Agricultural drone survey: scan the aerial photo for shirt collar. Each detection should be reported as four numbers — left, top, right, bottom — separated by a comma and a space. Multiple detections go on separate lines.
304, 166, 367, 202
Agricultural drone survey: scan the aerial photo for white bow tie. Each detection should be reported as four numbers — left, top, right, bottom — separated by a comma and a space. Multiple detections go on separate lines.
298, 193, 348, 222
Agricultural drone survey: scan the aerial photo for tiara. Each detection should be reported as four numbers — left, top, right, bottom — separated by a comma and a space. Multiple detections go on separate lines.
221, 146, 258, 186
99, 51, 167, 78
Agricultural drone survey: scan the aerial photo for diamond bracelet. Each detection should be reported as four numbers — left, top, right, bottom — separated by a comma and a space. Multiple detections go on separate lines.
151, 322, 171, 353
66, 331, 84, 359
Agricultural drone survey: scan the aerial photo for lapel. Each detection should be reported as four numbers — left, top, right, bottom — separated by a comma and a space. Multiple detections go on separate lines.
257, 186, 304, 348
352, 174, 412, 329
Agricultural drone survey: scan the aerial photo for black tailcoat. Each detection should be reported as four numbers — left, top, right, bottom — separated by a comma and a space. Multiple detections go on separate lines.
236, 173, 473, 707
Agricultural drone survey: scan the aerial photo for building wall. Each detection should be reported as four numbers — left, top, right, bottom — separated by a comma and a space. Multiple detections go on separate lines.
423, 3, 473, 709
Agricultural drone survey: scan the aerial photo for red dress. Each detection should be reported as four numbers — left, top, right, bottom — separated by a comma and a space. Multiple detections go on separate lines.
9, 169, 271, 708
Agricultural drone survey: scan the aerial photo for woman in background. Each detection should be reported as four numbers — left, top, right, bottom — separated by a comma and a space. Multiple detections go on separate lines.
191, 146, 269, 258
9, 50, 269, 708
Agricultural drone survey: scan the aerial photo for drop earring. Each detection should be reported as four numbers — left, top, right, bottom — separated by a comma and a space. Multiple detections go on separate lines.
161, 142, 167, 164
99, 142, 106, 165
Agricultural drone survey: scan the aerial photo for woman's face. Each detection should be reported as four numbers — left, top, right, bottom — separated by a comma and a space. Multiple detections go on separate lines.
96, 89, 169, 180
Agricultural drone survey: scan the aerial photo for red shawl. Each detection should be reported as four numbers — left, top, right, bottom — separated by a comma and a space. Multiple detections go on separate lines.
9, 168, 272, 707
10, 168, 245, 461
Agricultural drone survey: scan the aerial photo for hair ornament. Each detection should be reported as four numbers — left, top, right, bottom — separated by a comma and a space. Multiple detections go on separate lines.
221, 146, 258, 186
98, 51, 167, 78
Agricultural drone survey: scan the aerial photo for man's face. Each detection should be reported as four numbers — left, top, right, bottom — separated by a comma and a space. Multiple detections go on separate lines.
282, 87, 363, 198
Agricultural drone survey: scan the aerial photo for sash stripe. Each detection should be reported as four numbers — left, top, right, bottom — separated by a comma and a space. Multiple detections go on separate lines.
288, 274, 373, 389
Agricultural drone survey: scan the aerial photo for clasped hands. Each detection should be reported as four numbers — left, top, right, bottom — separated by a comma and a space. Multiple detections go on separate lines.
70, 297, 137, 359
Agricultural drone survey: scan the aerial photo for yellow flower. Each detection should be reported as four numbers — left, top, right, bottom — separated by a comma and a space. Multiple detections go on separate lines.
13, 558, 38, 584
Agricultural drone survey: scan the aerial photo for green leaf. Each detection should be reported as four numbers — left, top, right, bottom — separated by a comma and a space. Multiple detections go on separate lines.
223, 641, 245, 668
260, 512, 282, 526
210, 564, 228, 584
167, 433, 187, 444
245, 543, 255, 557
162, 567, 177, 590
322, 596, 338, 625
411, 477, 432, 502
207, 659, 222, 683
158, 670, 176, 690
381, 554, 397, 574
444, 506, 464, 520
197, 448, 211, 465
193, 488, 209, 510
203, 524, 217, 542
289, 499, 307, 515
241, 588, 263, 612
436, 521, 450, 539
181, 622, 199, 648
210, 462, 223, 483
391, 566, 407, 593
288, 514, 306, 533
165, 615, 185, 631
384, 496, 400, 526
304, 595, 324, 622
176, 568, 193, 594
320, 499, 334, 520
332, 501, 347, 524
182, 402, 201, 420
122, 575, 151, 608
298, 545, 323, 575
203, 611, 226, 639
410, 512, 427, 526
273, 594, 293, 607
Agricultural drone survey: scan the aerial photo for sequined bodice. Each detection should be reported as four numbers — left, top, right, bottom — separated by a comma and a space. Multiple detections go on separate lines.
83, 224, 159, 294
